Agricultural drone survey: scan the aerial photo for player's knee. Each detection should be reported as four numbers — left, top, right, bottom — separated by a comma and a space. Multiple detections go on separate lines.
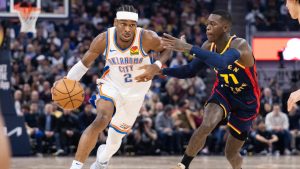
90, 111, 112, 130
199, 121, 215, 135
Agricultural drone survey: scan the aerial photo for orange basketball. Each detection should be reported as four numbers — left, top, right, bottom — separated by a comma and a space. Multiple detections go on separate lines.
51, 78, 84, 110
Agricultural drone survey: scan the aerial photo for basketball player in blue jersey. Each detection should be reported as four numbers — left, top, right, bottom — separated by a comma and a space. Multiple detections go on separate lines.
286, 0, 300, 112
65, 5, 170, 169
141, 10, 260, 169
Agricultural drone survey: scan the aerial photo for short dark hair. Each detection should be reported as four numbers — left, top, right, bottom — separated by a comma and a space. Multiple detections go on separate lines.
164, 104, 173, 113
117, 5, 138, 13
211, 10, 232, 24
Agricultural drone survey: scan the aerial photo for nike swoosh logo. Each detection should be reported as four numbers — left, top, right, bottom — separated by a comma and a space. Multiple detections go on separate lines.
110, 49, 116, 52
246, 100, 256, 104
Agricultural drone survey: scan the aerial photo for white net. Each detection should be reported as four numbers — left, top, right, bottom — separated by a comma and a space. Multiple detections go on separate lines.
16, 8, 40, 33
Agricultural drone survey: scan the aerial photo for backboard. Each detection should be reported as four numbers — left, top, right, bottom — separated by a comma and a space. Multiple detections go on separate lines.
0, 0, 69, 19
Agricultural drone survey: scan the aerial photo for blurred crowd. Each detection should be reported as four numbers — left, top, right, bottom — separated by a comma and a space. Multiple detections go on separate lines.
6, 0, 300, 157
246, 0, 300, 32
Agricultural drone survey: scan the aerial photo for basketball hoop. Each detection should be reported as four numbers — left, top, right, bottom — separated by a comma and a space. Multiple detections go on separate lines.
14, 4, 40, 33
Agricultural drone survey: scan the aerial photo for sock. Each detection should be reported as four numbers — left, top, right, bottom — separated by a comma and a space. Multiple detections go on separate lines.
181, 153, 194, 169
97, 127, 125, 163
70, 160, 83, 169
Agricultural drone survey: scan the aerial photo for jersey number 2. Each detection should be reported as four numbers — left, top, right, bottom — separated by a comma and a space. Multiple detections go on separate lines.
220, 74, 239, 84
124, 73, 133, 83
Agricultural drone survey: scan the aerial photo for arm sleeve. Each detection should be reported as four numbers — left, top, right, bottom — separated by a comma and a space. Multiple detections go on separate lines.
162, 58, 204, 78
189, 46, 241, 70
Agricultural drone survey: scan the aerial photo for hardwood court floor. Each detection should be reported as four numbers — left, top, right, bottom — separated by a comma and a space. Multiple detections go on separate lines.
12, 156, 300, 169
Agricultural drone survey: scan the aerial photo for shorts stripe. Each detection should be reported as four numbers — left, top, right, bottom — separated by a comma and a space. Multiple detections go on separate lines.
220, 104, 228, 119
227, 122, 241, 135
109, 124, 129, 134
97, 86, 116, 106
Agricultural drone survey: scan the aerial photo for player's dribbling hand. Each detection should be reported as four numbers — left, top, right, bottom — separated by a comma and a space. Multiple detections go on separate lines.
287, 89, 300, 112
135, 64, 160, 82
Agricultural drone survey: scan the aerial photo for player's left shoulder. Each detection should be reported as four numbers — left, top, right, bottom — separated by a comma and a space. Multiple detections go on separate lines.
231, 37, 254, 67
142, 29, 160, 42
141, 29, 162, 52
230, 37, 250, 50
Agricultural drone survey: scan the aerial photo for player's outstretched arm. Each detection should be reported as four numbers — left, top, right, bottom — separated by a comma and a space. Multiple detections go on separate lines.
161, 40, 209, 78
162, 33, 254, 69
161, 58, 204, 78
288, 89, 300, 112
66, 33, 106, 81
135, 30, 172, 82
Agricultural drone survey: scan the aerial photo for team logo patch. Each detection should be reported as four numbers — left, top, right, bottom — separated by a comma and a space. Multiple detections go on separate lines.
0, 26, 4, 48
130, 46, 139, 55
120, 123, 131, 130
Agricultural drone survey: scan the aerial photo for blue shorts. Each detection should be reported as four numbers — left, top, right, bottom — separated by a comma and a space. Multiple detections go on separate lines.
207, 85, 259, 139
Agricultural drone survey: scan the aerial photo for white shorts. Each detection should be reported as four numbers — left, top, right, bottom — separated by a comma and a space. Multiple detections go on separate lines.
95, 82, 145, 134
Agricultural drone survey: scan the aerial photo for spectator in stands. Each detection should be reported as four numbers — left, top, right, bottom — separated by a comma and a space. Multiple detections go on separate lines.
14, 90, 23, 116
38, 104, 62, 155
173, 100, 195, 151
155, 105, 179, 154
133, 117, 158, 155
152, 101, 164, 117
261, 87, 274, 117
246, 0, 300, 31
288, 104, 300, 154
253, 120, 278, 155
265, 103, 291, 155
30, 90, 45, 114
58, 110, 80, 155
39, 81, 52, 103
169, 52, 188, 68
23, 103, 43, 154
22, 83, 32, 103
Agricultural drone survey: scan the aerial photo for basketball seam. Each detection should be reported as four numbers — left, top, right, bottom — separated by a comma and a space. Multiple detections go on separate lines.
63, 100, 71, 108
69, 80, 77, 94
62, 79, 75, 109
63, 99, 82, 110
54, 82, 69, 94
62, 99, 83, 109
53, 89, 84, 101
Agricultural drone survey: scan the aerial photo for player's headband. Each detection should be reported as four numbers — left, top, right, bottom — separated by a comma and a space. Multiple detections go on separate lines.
116, 11, 138, 22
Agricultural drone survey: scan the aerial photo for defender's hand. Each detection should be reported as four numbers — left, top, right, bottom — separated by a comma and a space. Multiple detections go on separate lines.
135, 64, 161, 82
162, 33, 192, 52
288, 89, 300, 112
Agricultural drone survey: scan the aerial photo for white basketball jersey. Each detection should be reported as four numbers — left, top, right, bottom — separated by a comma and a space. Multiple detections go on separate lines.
100, 27, 152, 98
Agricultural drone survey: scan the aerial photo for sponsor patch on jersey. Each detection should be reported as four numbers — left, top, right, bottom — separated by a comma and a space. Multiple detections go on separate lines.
130, 46, 139, 55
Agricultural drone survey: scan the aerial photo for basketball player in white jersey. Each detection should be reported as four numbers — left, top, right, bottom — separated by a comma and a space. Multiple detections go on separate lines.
66, 5, 170, 169
286, 0, 300, 112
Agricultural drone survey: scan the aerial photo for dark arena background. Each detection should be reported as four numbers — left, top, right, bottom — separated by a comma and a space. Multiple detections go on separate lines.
0, 0, 300, 169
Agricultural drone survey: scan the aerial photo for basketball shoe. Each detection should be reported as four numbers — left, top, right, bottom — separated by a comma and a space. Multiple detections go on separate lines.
90, 144, 109, 169
172, 163, 186, 169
